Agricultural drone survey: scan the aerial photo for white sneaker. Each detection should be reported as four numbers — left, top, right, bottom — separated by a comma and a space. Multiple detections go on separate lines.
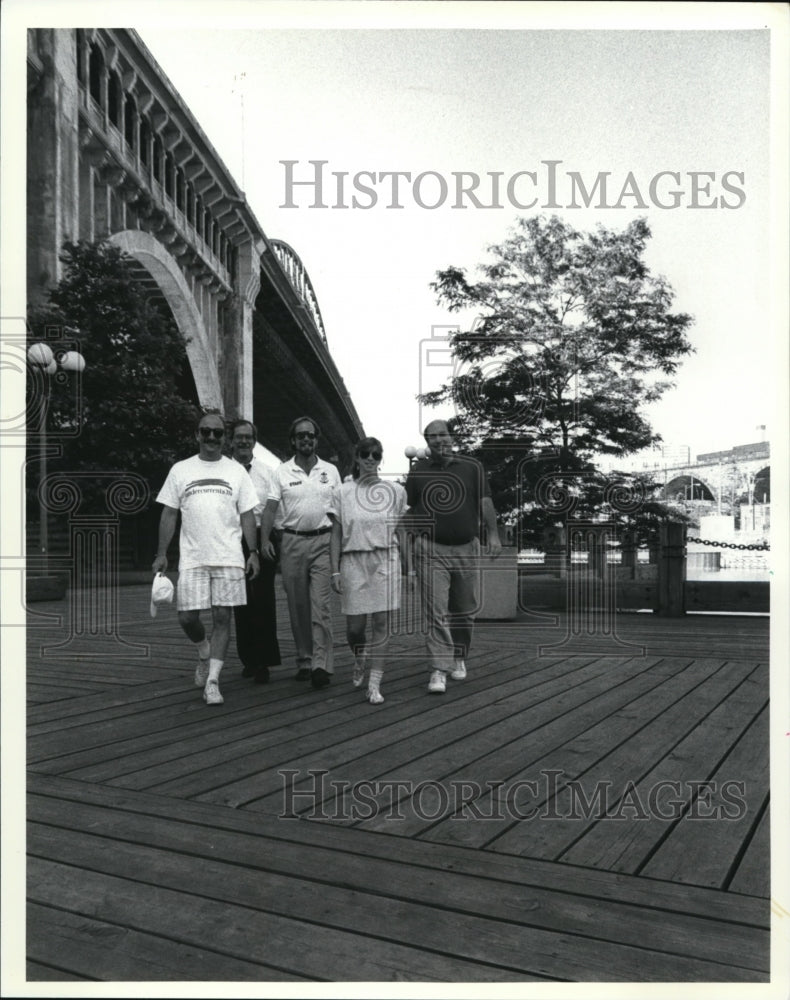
367, 687, 384, 704
428, 670, 447, 694
450, 659, 467, 680
203, 679, 224, 705
194, 658, 209, 687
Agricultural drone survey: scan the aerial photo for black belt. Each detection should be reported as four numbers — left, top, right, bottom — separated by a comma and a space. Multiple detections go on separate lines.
282, 526, 332, 537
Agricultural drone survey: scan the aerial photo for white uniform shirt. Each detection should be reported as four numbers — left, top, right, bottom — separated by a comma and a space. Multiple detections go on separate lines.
268, 456, 341, 531
238, 456, 272, 527
156, 454, 258, 570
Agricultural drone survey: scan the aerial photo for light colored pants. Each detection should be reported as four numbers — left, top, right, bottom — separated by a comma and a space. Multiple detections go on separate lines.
416, 536, 481, 672
279, 532, 334, 674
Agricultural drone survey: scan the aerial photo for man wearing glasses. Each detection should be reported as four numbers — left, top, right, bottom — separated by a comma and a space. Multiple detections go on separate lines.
228, 418, 282, 684
152, 410, 260, 706
260, 416, 341, 689
406, 419, 502, 694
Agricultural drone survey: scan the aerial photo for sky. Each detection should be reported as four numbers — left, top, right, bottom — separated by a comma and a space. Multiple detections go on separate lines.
2, 2, 784, 481
121, 10, 781, 477
1, 5, 788, 995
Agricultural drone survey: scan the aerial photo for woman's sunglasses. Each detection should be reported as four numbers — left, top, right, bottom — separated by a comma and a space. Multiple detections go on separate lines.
359, 449, 382, 461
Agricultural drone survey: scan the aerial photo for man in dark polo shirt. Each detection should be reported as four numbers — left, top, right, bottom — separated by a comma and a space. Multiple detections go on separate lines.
405, 419, 502, 693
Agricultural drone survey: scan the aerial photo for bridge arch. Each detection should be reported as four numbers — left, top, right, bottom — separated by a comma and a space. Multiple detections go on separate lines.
109, 230, 222, 408
662, 474, 716, 503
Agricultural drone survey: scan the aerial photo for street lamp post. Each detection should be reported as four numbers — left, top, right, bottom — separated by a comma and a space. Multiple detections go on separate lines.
27, 341, 86, 578
404, 445, 429, 470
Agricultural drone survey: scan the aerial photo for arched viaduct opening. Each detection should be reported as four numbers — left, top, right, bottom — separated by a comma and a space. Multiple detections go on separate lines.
109, 231, 222, 410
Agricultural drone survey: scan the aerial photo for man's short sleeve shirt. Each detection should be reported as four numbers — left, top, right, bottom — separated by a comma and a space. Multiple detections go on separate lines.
244, 457, 274, 527
405, 454, 491, 545
268, 456, 341, 531
156, 454, 258, 570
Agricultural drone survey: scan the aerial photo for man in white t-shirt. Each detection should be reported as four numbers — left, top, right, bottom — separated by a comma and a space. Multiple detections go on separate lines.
152, 410, 260, 706
260, 416, 341, 689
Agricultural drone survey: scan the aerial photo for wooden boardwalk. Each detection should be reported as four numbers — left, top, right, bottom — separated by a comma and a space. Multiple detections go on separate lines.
23, 580, 771, 984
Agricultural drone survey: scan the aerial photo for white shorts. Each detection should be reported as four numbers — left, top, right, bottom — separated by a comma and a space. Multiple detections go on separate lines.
177, 566, 246, 611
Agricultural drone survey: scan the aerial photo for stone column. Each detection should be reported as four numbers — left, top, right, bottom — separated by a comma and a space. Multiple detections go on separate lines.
230, 238, 262, 419
27, 28, 81, 305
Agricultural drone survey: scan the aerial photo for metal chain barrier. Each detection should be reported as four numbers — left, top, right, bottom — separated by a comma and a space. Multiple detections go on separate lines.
687, 536, 770, 552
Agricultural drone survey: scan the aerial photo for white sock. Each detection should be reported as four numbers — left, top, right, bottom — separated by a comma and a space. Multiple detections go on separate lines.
196, 638, 210, 659
207, 658, 223, 683
368, 667, 383, 692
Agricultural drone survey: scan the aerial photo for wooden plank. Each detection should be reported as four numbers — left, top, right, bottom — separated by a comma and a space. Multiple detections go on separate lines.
108, 651, 585, 798
27, 902, 307, 982
560, 664, 768, 874
26, 960, 88, 981
33, 646, 516, 780
27, 673, 190, 727
27, 858, 542, 983
259, 656, 622, 824
728, 803, 770, 897
26, 641, 505, 765
487, 659, 760, 861
186, 658, 603, 812
27, 824, 765, 981
641, 706, 770, 887
28, 774, 769, 928
355, 655, 695, 841
28, 793, 770, 974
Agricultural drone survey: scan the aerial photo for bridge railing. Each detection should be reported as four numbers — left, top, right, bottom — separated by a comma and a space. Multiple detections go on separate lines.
269, 240, 328, 345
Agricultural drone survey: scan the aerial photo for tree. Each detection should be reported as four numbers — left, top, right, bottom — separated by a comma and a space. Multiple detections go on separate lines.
27, 240, 200, 513
421, 215, 694, 540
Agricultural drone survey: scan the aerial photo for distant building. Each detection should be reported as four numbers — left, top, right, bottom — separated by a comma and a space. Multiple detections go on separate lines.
696, 441, 770, 465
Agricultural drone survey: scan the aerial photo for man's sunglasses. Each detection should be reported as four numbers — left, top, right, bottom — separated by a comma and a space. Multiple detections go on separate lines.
359, 449, 382, 461
199, 427, 225, 439
294, 431, 317, 440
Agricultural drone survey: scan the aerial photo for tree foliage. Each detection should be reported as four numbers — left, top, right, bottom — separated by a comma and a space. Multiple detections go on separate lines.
27, 240, 200, 511
425, 215, 693, 458
423, 216, 694, 539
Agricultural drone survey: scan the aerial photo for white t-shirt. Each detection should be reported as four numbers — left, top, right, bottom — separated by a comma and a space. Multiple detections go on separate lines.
156, 454, 258, 570
268, 456, 341, 531
333, 479, 407, 552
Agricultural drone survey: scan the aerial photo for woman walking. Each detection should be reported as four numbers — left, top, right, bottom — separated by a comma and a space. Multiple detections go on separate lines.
330, 437, 408, 703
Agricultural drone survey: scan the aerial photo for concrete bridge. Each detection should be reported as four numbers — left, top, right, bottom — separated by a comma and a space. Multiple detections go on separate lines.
649, 441, 770, 511
27, 27, 363, 462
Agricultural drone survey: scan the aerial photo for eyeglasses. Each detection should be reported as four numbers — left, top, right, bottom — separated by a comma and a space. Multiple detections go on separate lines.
199, 427, 225, 439
294, 431, 316, 440
359, 450, 382, 461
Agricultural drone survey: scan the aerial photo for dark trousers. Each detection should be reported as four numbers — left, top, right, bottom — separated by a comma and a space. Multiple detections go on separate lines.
234, 533, 281, 669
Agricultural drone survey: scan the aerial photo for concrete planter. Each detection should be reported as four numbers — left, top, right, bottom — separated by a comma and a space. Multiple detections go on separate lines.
478, 546, 518, 620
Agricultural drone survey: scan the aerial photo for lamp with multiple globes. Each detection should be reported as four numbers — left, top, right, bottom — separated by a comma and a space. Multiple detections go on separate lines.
27, 341, 86, 578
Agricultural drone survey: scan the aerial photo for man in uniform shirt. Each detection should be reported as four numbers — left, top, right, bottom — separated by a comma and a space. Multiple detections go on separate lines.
260, 416, 341, 689
405, 419, 502, 694
229, 419, 282, 684
152, 410, 260, 706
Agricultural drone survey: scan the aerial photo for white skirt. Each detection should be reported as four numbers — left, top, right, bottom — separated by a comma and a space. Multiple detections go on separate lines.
340, 548, 401, 615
